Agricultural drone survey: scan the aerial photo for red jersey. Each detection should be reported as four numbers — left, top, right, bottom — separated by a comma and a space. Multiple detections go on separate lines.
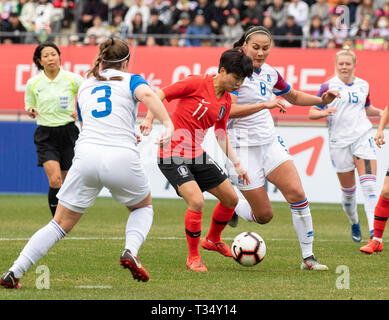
160, 74, 231, 159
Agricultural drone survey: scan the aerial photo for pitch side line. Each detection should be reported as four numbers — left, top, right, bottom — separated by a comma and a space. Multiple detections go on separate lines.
0, 236, 383, 243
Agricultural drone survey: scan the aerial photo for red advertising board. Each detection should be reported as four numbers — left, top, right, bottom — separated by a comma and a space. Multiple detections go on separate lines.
0, 45, 388, 119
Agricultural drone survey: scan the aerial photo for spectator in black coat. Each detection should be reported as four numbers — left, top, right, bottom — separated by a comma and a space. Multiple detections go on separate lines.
147, 8, 167, 45
1, 13, 27, 43
77, 0, 108, 34
274, 15, 303, 47
108, 0, 129, 25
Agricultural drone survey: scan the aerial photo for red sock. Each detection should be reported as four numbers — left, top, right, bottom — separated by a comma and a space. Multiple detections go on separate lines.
374, 195, 389, 239
206, 202, 235, 243
185, 209, 203, 258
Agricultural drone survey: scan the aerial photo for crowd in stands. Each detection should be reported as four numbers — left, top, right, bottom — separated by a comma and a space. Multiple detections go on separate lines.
1, 0, 389, 50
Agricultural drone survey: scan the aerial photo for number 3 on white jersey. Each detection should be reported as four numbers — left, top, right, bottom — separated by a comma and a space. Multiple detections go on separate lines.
91, 85, 112, 118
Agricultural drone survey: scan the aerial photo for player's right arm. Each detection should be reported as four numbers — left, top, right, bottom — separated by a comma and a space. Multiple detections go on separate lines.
229, 93, 286, 118
375, 105, 389, 148
24, 79, 39, 119
139, 90, 165, 136
135, 85, 174, 147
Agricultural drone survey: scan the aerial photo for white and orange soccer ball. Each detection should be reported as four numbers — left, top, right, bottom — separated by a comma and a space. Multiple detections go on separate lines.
231, 232, 266, 266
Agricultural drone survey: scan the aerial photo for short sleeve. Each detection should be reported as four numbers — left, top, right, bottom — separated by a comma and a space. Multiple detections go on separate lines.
73, 73, 84, 93
162, 76, 199, 102
315, 82, 329, 109
130, 74, 149, 98
272, 71, 291, 96
365, 91, 371, 107
24, 79, 36, 111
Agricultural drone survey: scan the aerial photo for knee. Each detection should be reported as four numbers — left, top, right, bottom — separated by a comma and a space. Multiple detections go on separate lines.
48, 175, 62, 188
285, 188, 306, 204
187, 197, 204, 212
222, 193, 239, 209
253, 208, 274, 224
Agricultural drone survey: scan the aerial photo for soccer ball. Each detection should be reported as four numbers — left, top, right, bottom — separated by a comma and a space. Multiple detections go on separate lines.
231, 232, 266, 266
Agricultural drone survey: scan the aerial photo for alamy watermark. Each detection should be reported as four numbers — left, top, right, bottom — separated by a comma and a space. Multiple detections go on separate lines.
335, 265, 350, 290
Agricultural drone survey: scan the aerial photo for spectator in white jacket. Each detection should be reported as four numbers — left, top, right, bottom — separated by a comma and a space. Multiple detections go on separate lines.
287, 0, 309, 28
124, 0, 150, 31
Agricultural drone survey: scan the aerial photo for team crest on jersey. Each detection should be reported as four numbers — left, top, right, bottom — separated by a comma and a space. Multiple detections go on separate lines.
249, 76, 255, 81
218, 105, 226, 120
267, 74, 271, 82
177, 165, 189, 178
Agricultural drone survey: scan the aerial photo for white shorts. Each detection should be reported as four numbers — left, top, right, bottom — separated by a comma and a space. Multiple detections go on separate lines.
57, 143, 150, 213
329, 130, 376, 173
226, 136, 292, 190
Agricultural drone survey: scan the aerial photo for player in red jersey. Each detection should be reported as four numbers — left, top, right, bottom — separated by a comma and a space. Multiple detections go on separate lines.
141, 48, 253, 271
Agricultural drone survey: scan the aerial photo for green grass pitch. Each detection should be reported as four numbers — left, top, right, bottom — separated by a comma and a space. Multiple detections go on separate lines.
0, 194, 388, 300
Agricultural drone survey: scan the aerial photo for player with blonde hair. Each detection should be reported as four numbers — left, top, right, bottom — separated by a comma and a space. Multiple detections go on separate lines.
309, 48, 383, 243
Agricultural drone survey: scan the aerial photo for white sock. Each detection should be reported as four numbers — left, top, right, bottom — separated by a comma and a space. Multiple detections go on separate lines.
290, 199, 314, 259
234, 198, 258, 223
359, 175, 378, 232
125, 205, 154, 257
9, 220, 66, 278
341, 185, 359, 225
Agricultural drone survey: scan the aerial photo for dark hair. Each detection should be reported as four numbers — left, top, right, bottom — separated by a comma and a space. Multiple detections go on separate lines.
33, 42, 61, 70
218, 48, 253, 79
233, 26, 272, 48
87, 37, 130, 81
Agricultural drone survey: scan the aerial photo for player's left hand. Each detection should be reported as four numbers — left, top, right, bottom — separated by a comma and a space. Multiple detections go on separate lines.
234, 163, 250, 185
321, 90, 340, 105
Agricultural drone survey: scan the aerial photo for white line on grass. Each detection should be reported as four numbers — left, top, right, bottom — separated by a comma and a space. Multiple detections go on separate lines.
75, 285, 112, 289
0, 236, 382, 243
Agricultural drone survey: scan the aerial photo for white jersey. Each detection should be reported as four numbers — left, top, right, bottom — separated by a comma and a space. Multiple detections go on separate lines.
76, 69, 148, 151
316, 75, 372, 148
227, 63, 291, 147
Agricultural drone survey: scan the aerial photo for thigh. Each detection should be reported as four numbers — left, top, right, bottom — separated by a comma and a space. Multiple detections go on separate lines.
336, 170, 356, 188
354, 157, 377, 177
380, 175, 389, 198
191, 153, 228, 193
353, 133, 377, 176
101, 148, 150, 207
34, 126, 61, 166
57, 145, 102, 210
266, 159, 306, 202
262, 136, 292, 177
329, 146, 354, 173
59, 123, 79, 170
158, 157, 196, 197
207, 178, 238, 208
240, 186, 273, 219
177, 180, 204, 212
226, 146, 265, 191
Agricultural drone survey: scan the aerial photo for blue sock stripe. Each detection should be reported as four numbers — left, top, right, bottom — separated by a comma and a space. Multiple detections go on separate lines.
341, 185, 356, 193
50, 220, 66, 237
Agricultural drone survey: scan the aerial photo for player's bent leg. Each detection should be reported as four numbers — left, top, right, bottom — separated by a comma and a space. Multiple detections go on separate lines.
1, 205, 77, 289
202, 180, 237, 257
239, 187, 274, 224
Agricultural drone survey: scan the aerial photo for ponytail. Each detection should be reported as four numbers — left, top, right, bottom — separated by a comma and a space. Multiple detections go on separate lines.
86, 37, 130, 81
